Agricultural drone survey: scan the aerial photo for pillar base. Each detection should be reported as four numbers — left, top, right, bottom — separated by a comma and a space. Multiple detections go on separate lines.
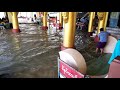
58, 23, 63, 30
60, 43, 75, 51
58, 26, 63, 30
12, 29, 21, 33
88, 32, 93, 37
41, 26, 48, 30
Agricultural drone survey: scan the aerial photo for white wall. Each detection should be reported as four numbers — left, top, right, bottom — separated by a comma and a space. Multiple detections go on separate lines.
0, 12, 5, 18
18, 12, 37, 18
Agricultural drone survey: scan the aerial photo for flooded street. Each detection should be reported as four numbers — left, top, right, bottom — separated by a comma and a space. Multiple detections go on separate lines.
0, 12, 117, 78
0, 24, 62, 78
0, 24, 111, 78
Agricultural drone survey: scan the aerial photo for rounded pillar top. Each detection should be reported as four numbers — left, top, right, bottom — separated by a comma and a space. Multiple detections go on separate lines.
59, 48, 87, 75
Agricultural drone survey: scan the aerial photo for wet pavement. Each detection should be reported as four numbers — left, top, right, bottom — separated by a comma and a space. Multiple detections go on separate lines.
0, 24, 62, 78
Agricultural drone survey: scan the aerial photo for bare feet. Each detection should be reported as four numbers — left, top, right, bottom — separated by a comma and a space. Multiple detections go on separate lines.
96, 48, 98, 54
100, 48, 103, 54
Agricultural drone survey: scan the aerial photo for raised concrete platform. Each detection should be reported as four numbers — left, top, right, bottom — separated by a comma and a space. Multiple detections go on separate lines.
108, 59, 120, 78
106, 27, 120, 39
104, 36, 117, 53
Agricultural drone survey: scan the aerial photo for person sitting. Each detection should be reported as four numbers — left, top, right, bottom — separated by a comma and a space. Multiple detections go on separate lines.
96, 28, 110, 54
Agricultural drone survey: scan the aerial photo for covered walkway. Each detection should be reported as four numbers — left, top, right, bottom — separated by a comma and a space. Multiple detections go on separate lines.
0, 12, 120, 78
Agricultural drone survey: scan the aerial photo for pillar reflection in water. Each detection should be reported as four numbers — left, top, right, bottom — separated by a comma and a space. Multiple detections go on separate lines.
41, 30, 48, 47
12, 34, 21, 50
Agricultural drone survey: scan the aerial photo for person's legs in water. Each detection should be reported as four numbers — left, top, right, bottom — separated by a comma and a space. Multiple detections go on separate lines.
100, 48, 104, 54
96, 48, 99, 54
100, 42, 106, 54
96, 42, 101, 54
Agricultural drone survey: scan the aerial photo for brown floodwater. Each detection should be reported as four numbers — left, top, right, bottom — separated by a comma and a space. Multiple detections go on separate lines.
0, 24, 62, 78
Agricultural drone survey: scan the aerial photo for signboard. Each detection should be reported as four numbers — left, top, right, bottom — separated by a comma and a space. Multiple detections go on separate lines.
59, 58, 84, 78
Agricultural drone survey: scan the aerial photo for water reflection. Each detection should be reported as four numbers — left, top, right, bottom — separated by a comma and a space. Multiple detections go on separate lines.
12, 34, 21, 50
0, 24, 61, 78
42, 31, 48, 47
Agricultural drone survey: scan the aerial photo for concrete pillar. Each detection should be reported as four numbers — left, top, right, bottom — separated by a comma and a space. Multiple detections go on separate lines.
36, 12, 40, 18
97, 12, 105, 34
40, 12, 43, 22
97, 19, 104, 34
88, 12, 95, 36
4, 12, 7, 17
7, 12, 13, 23
103, 12, 109, 31
41, 12, 48, 30
61, 12, 76, 50
12, 12, 20, 33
